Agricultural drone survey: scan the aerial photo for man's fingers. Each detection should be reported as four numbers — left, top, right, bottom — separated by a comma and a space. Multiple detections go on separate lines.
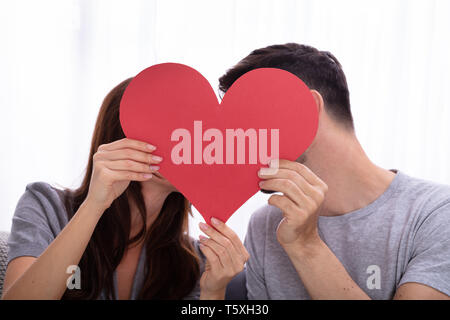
258, 168, 317, 198
276, 159, 325, 187
259, 178, 311, 207
268, 194, 303, 220
98, 138, 156, 153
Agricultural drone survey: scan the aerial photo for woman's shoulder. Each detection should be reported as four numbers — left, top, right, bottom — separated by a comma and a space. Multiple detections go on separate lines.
7, 182, 71, 263
15, 181, 70, 227
24, 181, 63, 197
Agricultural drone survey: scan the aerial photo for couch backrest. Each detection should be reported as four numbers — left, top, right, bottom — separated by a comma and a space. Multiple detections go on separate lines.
225, 270, 248, 300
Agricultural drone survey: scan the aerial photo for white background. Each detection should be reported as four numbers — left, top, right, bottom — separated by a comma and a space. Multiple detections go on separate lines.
1, 0, 449, 241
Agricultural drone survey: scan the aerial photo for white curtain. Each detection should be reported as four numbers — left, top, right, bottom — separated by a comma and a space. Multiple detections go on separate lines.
1, 0, 449, 241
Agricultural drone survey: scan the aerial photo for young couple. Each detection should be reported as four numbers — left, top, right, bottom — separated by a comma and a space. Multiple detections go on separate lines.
2, 43, 450, 300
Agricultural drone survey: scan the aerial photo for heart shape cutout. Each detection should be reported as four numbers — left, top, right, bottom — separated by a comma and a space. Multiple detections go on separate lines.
120, 63, 318, 224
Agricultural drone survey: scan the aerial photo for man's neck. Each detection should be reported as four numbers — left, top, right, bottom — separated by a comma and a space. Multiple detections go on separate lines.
304, 132, 395, 217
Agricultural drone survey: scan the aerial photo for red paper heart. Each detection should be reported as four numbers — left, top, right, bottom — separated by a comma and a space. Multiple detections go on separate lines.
120, 63, 318, 224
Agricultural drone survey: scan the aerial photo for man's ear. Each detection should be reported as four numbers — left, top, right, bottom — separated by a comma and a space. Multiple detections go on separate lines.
310, 90, 324, 116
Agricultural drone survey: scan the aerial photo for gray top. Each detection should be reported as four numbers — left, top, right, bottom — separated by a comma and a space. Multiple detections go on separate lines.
7, 182, 203, 299
245, 171, 450, 299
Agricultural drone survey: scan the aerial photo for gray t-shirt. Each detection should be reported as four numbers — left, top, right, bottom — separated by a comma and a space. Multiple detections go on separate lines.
7, 181, 204, 300
244, 171, 450, 299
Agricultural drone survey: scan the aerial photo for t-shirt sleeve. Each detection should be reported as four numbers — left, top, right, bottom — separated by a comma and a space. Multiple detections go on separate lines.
244, 207, 270, 300
7, 182, 67, 264
398, 201, 450, 296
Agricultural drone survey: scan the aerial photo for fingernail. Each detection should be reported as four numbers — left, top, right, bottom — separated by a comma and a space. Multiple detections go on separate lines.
258, 168, 272, 176
143, 173, 152, 179
199, 222, 209, 231
211, 217, 221, 226
269, 159, 279, 168
259, 181, 264, 187
199, 235, 208, 242
152, 155, 163, 162
147, 144, 156, 151
149, 165, 160, 171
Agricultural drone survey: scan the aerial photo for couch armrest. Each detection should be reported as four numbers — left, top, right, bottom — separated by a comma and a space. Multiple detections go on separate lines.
0, 231, 9, 297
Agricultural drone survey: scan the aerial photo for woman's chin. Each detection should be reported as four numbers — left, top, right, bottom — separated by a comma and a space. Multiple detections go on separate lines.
148, 172, 177, 191
153, 171, 164, 179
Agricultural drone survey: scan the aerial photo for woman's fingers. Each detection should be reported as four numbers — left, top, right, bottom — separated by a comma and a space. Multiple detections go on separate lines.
198, 243, 222, 271
199, 221, 248, 272
103, 159, 159, 174
199, 235, 233, 270
98, 138, 156, 153
87, 138, 159, 211
96, 148, 163, 165
94, 138, 162, 165
200, 238, 245, 276
105, 167, 153, 182
209, 218, 250, 263
199, 223, 241, 261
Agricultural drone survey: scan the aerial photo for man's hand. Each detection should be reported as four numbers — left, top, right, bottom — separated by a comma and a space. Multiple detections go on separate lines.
258, 159, 328, 250
258, 159, 372, 300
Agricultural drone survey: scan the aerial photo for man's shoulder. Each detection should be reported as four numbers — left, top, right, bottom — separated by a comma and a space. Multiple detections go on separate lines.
398, 172, 450, 211
244, 204, 284, 265
248, 204, 283, 234
386, 172, 450, 239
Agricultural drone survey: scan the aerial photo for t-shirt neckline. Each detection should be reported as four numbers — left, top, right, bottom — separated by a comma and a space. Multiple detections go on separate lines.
318, 169, 404, 223
112, 244, 146, 300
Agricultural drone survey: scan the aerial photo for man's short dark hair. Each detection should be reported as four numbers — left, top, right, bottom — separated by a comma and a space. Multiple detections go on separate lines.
219, 43, 354, 129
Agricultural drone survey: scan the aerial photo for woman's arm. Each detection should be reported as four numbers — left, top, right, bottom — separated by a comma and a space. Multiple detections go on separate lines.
2, 138, 160, 300
2, 199, 104, 299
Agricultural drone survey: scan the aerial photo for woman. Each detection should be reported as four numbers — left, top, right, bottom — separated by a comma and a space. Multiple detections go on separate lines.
1, 78, 249, 300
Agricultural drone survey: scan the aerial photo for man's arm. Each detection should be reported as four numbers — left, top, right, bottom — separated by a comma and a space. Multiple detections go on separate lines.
394, 283, 449, 300
282, 234, 370, 299
258, 159, 450, 300
284, 235, 449, 300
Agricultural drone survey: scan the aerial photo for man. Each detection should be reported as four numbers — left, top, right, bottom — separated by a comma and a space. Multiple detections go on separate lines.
219, 43, 450, 299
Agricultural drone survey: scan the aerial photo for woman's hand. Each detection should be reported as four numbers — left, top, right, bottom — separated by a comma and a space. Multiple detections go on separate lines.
198, 218, 249, 300
86, 138, 162, 212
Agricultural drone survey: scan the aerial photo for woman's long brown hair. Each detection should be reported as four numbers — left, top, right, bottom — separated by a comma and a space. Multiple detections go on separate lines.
60, 78, 200, 299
